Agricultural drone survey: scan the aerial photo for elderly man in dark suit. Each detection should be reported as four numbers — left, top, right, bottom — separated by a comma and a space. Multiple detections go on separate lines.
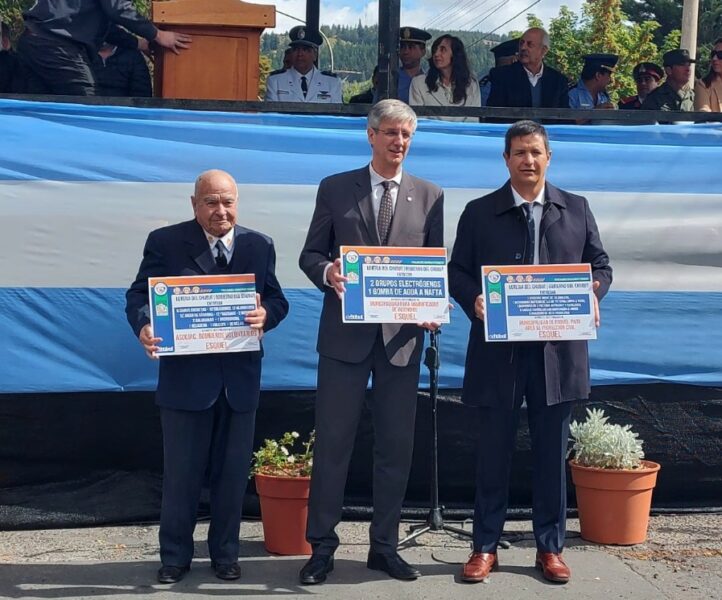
487, 28, 569, 109
126, 169, 288, 584
298, 99, 444, 584
449, 121, 611, 584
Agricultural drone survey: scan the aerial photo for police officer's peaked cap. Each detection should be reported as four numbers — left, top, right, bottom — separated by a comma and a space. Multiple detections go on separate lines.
399, 27, 431, 45
288, 26, 323, 49
583, 53, 619, 73
490, 38, 520, 58
633, 62, 663, 81
663, 48, 695, 66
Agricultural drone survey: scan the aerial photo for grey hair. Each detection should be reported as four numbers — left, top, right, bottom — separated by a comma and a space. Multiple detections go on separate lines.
525, 27, 550, 49
504, 120, 550, 155
367, 99, 418, 131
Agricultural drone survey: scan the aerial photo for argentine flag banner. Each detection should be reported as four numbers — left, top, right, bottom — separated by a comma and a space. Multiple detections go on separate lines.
0, 99, 720, 393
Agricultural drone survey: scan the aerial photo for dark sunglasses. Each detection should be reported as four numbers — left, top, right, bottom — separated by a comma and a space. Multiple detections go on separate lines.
711, 50, 722, 59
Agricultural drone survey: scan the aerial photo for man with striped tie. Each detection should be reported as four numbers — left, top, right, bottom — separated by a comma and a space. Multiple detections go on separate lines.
298, 99, 444, 584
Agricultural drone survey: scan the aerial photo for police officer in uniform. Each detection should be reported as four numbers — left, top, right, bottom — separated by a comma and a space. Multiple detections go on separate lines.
397, 26, 431, 104
569, 53, 618, 109
480, 38, 518, 107
619, 62, 664, 109
265, 26, 342, 103
641, 49, 695, 111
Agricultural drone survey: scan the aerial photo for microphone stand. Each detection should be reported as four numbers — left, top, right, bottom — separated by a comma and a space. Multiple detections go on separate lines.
398, 329, 472, 546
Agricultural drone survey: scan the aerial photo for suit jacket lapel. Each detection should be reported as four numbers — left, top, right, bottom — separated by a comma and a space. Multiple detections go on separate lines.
387, 174, 414, 244
354, 167, 380, 245
541, 184, 565, 231
230, 225, 252, 273
514, 63, 532, 106
186, 221, 216, 274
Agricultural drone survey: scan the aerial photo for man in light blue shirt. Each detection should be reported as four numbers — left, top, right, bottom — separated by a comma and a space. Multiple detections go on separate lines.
397, 26, 430, 103
569, 53, 618, 109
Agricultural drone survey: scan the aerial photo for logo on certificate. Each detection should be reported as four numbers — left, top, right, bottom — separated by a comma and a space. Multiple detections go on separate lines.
346, 251, 359, 264
489, 291, 502, 304
487, 270, 501, 284
153, 282, 168, 295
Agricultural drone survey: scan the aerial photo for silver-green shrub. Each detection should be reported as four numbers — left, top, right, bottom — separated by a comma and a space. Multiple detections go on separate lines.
569, 408, 644, 469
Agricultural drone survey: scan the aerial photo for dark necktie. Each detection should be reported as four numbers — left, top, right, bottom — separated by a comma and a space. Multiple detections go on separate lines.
377, 181, 394, 245
301, 76, 308, 98
522, 203, 535, 264
214, 240, 228, 268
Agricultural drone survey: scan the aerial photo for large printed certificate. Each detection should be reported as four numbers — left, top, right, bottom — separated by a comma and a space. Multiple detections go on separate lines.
148, 274, 260, 356
482, 264, 596, 342
340, 246, 450, 324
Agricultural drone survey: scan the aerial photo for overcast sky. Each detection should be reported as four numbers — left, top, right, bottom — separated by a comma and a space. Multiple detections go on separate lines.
262, 1, 586, 36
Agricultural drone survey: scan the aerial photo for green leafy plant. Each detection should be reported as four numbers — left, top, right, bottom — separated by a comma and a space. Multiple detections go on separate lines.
569, 408, 644, 469
251, 430, 314, 477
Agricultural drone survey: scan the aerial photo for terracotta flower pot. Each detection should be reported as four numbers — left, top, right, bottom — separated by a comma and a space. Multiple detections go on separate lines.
254, 473, 312, 555
570, 459, 660, 545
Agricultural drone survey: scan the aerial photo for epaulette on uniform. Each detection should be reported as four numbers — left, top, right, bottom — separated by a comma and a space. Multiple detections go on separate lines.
321, 70, 338, 78
269, 68, 286, 76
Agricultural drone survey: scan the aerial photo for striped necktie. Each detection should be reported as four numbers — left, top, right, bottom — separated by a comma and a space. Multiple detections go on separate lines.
377, 181, 394, 245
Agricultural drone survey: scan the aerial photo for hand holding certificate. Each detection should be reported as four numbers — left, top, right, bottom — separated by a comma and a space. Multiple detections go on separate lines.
482, 264, 597, 342
340, 246, 450, 325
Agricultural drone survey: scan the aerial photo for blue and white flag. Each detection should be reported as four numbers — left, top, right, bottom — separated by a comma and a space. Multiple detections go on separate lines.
1, 99, 720, 393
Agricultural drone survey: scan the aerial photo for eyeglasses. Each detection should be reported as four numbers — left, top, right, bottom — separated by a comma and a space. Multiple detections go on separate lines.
372, 128, 413, 141
711, 50, 722, 59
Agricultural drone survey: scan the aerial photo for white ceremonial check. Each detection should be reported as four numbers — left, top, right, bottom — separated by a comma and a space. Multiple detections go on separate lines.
482, 264, 597, 342
148, 274, 260, 356
340, 246, 450, 324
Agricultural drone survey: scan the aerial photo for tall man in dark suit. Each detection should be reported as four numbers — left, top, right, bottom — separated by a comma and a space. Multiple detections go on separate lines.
449, 121, 611, 584
126, 169, 288, 584
487, 28, 569, 109
298, 99, 444, 584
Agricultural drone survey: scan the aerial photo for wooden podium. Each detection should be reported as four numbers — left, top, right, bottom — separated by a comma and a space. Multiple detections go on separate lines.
151, 0, 275, 100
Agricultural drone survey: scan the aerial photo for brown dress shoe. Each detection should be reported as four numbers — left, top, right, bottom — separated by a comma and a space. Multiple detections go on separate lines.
462, 552, 498, 583
535, 551, 571, 583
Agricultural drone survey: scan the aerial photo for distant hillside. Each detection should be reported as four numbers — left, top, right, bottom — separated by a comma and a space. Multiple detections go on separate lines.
261, 23, 506, 81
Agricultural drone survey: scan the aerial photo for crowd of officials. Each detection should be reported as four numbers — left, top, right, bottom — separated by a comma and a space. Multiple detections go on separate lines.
1, 1, 721, 114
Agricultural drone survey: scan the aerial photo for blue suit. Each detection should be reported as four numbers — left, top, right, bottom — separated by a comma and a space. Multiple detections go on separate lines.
126, 218, 288, 567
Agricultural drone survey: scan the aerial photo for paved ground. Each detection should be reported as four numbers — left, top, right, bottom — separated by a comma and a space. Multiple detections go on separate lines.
1, 514, 720, 599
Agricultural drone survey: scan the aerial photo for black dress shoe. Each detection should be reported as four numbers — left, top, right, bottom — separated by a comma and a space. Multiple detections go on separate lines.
367, 551, 420, 580
299, 554, 334, 585
157, 565, 190, 584
212, 562, 241, 580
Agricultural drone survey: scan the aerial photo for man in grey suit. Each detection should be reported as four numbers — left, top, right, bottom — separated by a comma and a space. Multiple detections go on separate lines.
298, 99, 444, 584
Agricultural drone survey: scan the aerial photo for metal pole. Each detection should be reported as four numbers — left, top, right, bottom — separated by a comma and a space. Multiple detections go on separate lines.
377, 0, 400, 100
680, 0, 700, 86
306, 0, 320, 33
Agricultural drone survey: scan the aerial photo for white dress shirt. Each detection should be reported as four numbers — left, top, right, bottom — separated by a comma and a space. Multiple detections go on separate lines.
203, 228, 234, 263
524, 63, 544, 87
511, 185, 545, 264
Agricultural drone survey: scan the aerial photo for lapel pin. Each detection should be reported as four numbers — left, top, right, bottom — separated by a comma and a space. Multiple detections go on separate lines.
406, 196, 413, 202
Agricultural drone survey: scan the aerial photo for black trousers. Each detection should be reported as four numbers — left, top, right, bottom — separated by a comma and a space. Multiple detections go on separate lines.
159, 394, 256, 567
17, 27, 96, 96
306, 332, 421, 554
472, 344, 572, 553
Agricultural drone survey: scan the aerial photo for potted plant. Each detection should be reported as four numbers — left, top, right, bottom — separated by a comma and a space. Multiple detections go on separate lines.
251, 430, 314, 555
568, 408, 660, 545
